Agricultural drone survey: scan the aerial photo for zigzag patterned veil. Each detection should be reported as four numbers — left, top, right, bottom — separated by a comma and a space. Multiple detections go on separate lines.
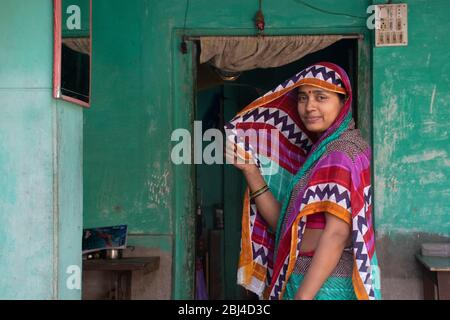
225, 62, 381, 300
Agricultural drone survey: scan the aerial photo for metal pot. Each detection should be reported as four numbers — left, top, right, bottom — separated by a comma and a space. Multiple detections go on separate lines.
105, 249, 122, 259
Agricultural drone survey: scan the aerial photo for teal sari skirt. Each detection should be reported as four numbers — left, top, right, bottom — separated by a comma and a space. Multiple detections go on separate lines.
282, 249, 357, 300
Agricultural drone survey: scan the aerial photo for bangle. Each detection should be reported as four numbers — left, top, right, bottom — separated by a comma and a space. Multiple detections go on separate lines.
250, 184, 267, 197
250, 185, 269, 200
252, 186, 269, 200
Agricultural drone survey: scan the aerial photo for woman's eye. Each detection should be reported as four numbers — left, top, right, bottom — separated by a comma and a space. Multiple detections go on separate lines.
298, 96, 307, 102
317, 95, 327, 101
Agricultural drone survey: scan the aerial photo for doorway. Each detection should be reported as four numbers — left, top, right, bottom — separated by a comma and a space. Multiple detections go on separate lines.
192, 38, 359, 299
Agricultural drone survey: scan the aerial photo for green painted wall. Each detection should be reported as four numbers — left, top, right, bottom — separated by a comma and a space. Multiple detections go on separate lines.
83, 0, 176, 296
372, 0, 450, 299
0, 1, 83, 299
373, 0, 450, 237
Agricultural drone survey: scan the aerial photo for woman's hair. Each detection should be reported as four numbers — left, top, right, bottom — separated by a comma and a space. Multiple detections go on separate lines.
338, 93, 347, 104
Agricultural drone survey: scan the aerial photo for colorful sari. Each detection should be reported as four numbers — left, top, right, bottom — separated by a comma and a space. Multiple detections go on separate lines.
225, 62, 381, 300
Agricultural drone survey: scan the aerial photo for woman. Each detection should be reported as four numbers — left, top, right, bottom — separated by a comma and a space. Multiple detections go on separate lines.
225, 62, 380, 300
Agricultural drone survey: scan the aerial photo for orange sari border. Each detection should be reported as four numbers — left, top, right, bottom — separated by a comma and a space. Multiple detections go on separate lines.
236, 78, 347, 117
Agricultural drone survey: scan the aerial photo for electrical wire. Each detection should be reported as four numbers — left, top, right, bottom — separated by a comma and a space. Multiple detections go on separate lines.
292, 0, 367, 20
181, 0, 190, 53
183, 0, 190, 31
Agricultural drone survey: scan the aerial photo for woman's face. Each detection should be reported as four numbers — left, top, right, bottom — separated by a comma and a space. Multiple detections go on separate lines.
297, 85, 344, 134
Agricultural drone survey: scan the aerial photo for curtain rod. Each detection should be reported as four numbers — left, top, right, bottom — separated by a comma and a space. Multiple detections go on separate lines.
184, 34, 364, 41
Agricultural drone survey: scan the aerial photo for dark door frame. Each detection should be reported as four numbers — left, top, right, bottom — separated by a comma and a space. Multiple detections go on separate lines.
171, 28, 373, 299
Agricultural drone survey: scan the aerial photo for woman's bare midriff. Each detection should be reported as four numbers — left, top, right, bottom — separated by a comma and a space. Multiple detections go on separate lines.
299, 228, 352, 253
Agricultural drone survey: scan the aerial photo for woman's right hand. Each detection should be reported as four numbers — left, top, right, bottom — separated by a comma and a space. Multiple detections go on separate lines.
224, 141, 258, 173
225, 140, 280, 231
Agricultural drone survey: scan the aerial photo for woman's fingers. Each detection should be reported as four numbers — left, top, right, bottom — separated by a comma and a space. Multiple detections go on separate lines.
224, 142, 255, 166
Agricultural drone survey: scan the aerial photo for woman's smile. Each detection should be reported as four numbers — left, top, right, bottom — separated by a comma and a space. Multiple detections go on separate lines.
303, 116, 322, 124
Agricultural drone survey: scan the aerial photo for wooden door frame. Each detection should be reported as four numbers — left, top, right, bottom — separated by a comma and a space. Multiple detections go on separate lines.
171, 28, 373, 299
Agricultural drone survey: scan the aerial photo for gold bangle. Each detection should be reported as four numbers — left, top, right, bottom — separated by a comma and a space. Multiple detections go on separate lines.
250, 185, 269, 200
251, 187, 269, 200
250, 184, 268, 198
